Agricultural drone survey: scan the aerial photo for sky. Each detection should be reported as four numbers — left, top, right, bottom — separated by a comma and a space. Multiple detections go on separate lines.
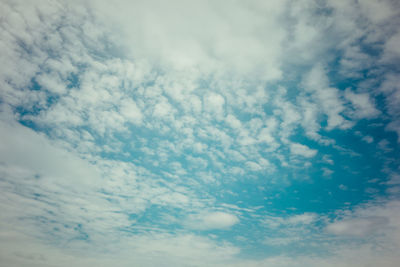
1, 0, 400, 266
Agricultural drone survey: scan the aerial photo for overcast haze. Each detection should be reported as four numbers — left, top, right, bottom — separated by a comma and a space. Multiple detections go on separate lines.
1, 0, 400, 266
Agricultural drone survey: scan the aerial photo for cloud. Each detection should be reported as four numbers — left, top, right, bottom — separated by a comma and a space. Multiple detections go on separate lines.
325, 200, 400, 240
290, 143, 318, 158
1, 0, 400, 266
362, 135, 374, 144
184, 211, 239, 230
303, 64, 352, 130
90, 0, 287, 80
326, 216, 389, 237
0, 113, 100, 187
262, 212, 317, 229
286, 213, 316, 225
344, 89, 380, 119
379, 74, 400, 142
120, 98, 143, 125
225, 114, 242, 129
263, 236, 301, 246
338, 184, 348, 191
322, 168, 334, 177
383, 30, 400, 61
204, 92, 225, 118
0, 231, 240, 267
257, 201, 400, 267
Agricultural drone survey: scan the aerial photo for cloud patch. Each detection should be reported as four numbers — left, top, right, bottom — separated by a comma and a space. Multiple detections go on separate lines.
184, 211, 239, 230
290, 143, 318, 158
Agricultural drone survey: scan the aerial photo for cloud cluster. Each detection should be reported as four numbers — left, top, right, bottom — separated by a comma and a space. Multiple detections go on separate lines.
1, 0, 400, 266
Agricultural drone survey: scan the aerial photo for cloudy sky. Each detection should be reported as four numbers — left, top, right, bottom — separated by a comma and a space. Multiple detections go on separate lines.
1, 0, 400, 266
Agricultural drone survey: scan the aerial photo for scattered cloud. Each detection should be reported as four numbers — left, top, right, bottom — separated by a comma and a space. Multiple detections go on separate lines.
1, 0, 400, 266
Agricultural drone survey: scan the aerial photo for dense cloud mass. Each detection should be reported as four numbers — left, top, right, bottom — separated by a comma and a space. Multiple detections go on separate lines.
1, 0, 400, 266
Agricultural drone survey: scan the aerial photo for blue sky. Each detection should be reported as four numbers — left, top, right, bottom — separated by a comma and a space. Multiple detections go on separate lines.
1, 0, 400, 266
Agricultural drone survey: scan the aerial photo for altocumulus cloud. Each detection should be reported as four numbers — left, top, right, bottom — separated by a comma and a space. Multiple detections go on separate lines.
1, 0, 400, 266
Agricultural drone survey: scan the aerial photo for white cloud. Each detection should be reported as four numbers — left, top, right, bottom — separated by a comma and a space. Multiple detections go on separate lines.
338, 184, 348, 191
184, 211, 239, 230
153, 97, 175, 118
91, 0, 287, 80
298, 98, 321, 141
322, 168, 334, 177
153, 192, 189, 206
322, 155, 334, 165
286, 213, 316, 225
0, 231, 240, 267
262, 213, 317, 229
379, 74, 400, 142
120, 98, 143, 124
359, 0, 396, 24
0, 115, 100, 187
362, 135, 374, 144
263, 236, 301, 246
225, 114, 242, 129
303, 64, 352, 130
344, 89, 380, 119
204, 92, 225, 118
35, 72, 67, 94
1, 0, 400, 266
383, 30, 400, 60
326, 216, 388, 237
246, 161, 263, 172
386, 173, 400, 185
290, 143, 317, 158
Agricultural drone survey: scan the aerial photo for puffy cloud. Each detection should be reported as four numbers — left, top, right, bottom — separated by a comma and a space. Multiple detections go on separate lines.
225, 114, 242, 129
204, 92, 225, 118
120, 98, 143, 125
290, 143, 317, 158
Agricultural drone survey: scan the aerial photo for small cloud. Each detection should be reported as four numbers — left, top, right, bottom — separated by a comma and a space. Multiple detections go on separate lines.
322, 168, 334, 177
153, 98, 174, 118
362, 135, 374, 144
184, 211, 239, 230
322, 155, 334, 165
290, 143, 317, 158
378, 139, 393, 152
286, 213, 316, 225
245, 161, 263, 172
338, 184, 348, 190
204, 93, 225, 118
225, 114, 242, 129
